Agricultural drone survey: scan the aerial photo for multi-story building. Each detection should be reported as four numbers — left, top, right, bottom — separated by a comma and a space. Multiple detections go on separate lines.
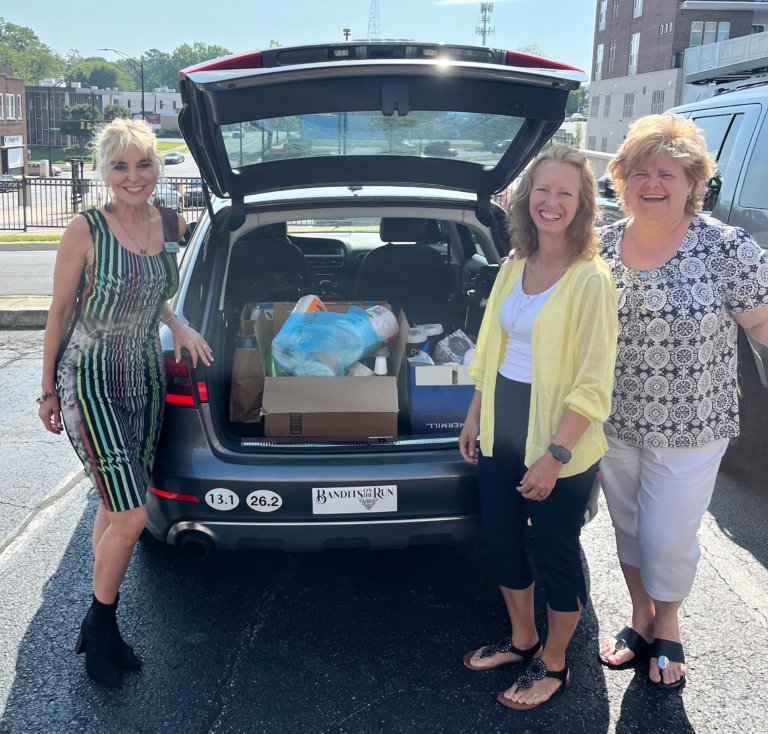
0, 67, 27, 174
587, 0, 768, 155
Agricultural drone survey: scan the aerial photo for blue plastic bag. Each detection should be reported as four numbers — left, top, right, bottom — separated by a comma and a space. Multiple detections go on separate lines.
271, 306, 382, 376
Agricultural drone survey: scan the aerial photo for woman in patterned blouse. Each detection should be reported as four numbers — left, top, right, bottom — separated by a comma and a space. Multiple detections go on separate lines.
597, 113, 768, 689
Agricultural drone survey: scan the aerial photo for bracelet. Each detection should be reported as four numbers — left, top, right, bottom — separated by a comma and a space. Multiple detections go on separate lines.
36, 389, 57, 405
162, 314, 180, 326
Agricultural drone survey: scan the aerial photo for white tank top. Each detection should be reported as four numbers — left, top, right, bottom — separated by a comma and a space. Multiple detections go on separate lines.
499, 274, 558, 383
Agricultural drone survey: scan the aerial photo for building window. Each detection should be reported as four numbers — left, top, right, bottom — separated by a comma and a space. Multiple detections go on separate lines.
628, 32, 640, 76
16, 94, 22, 119
159, 100, 163, 109
717, 22, 730, 42
651, 89, 665, 114
0, 95, 3, 119
612, 0, 620, 18
127, 99, 132, 108
591, 95, 601, 117
599, 0, 607, 31
690, 21, 703, 46
608, 39, 616, 71
601, 137, 608, 152
6, 94, 15, 119
173, 100, 177, 110
588, 135, 597, 150
703, 21, 718, 45
604, 94, 612, 118
595, 43, 604, 81
623, 92, 635, 118
633, 0, 642, 18
753, 25, 767, 35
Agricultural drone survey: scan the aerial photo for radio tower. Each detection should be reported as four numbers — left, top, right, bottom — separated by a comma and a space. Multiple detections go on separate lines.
368, 0, 382, 39
476, 2, 495, 46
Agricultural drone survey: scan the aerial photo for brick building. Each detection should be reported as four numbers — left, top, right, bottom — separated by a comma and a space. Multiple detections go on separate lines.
0, 67, 26, 174
586, 0, 768, 154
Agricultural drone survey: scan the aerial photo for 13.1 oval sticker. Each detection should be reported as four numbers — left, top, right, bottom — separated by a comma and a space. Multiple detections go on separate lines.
205, 488, 239, 510
246, 490, 283, 512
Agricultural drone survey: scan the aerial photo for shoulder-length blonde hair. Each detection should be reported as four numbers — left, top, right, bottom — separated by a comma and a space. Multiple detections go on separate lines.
506, 144, 599, 260
607, 113, 715, 215
93, 118, 163, 184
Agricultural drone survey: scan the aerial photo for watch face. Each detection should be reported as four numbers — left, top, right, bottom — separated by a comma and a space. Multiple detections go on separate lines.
549, 444, 571, 463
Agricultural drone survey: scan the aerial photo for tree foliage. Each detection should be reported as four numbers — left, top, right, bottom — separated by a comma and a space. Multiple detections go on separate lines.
60, 103, 102, 145
0, 17, 63, 83
103, 103, 131, 122
566, 85, 590, 115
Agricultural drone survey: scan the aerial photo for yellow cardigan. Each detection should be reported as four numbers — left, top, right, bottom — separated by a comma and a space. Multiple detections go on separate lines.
469, 255, 618, 477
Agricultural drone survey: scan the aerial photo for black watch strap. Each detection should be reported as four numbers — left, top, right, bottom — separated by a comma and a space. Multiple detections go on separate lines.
548, 443, 572, 464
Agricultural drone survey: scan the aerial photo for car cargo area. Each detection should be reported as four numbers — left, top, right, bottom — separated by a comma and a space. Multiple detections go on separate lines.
192, 208, 498, 452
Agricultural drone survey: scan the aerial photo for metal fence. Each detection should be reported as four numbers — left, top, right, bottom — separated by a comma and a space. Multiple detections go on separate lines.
0, 176, 205, 231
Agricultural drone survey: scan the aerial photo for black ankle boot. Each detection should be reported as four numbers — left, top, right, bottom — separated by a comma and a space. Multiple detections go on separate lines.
74, 595, 122, 688
113, 592, 142, 672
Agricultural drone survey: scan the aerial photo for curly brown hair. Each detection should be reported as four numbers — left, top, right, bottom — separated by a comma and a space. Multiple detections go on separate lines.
607, 113, 715, 216
506, 144, 599, 260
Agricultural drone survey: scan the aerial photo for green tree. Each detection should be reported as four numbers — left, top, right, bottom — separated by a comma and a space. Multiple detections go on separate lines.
103, 103, 131, 122
0, 17, 63, 83
60, 103, 102, 145
66, 57, 133, 90
566, 85, 590, 115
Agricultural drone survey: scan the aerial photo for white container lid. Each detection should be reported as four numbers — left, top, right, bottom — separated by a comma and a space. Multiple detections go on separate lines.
407, 326, 428, 343
420, 323, 444, 337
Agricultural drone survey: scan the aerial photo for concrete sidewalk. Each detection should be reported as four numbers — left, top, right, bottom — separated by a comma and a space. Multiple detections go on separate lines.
0, 296, 51, 329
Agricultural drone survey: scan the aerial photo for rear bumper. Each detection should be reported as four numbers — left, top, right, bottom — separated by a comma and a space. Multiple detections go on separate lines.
149, 514, 480, 552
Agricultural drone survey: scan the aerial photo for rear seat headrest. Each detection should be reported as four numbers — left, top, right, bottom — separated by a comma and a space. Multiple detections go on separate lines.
244, 222, 289, 240
380, 218, 441, 244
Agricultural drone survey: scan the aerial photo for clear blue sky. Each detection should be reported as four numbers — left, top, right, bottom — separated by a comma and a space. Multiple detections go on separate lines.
3, 0, 596, 76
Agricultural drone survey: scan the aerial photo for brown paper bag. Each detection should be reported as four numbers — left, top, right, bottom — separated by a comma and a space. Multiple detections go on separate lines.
229, 346, 265, 423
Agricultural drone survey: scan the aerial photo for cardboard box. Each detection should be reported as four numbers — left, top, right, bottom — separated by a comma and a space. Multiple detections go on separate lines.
407, 363, 475, 436
252, 301, 408, 441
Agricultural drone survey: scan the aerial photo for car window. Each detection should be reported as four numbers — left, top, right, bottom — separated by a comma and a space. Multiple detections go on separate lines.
692, 113, 743, 212
739, 115, 768, 210
220, 112, 526, 169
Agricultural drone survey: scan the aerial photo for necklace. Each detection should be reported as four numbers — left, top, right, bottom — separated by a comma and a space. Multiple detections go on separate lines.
508, 284, 544, 332
108, 203, 152, 254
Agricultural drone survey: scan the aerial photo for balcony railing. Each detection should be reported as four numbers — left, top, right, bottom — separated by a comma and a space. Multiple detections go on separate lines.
684, 31, 768, 83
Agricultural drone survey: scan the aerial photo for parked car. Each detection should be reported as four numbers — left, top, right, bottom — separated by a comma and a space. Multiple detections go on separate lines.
0, 174, 19, 192
151, 179, 184, 212
423, 140, 458, 158
182, 179, 206, 208
146, 40, 590, 554
27, 161, 63, 176
667, 84, 768, 459
164, 150, 185, 165
568, 112, 586, 122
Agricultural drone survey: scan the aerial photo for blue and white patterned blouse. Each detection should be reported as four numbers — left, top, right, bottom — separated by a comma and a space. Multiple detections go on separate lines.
600, 213, 768, 448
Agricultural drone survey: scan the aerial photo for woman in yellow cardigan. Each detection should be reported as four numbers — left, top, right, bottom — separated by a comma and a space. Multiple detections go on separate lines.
459, 145, 618, 711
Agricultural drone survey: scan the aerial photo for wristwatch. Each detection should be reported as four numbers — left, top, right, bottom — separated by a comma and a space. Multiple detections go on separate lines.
548, 443, 572, 464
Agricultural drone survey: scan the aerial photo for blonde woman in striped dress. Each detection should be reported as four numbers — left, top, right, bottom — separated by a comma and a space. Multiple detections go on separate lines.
38, 119, 212, 688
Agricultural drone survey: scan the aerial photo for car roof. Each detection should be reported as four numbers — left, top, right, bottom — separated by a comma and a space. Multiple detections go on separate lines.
177, 40, 585, 225
671, 82, 768, 113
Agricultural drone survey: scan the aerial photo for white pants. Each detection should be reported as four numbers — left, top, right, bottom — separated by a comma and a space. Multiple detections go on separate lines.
600, 435, 728, 602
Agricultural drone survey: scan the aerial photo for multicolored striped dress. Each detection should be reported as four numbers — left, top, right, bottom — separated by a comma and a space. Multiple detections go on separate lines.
56, 208, 179, 512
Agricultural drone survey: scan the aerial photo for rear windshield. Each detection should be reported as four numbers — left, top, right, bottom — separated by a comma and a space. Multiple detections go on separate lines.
220, 111, 525, 169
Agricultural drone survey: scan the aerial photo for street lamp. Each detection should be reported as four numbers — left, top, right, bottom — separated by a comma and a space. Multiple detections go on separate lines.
98, 47, 144, 120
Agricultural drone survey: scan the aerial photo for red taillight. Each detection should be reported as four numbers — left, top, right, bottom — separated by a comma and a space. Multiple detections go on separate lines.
505, 51, 585, 74
164, 356, 196, 406
180, 51, 263, 77
196, 381, 209, 402
149, 486, 201, 503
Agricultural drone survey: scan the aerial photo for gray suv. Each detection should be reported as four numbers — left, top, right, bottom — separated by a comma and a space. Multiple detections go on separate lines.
144, 41, 593, 554
670, 85, 768, 457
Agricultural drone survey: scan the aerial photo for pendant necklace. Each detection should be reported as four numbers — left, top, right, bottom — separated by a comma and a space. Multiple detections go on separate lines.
508, 284, 542, 332
109, 203, 152, 254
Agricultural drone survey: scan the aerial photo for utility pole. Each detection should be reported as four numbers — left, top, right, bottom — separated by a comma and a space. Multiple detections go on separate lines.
476, 2, 495, 46
342, 28, 351, 41
367, 0, 381, 40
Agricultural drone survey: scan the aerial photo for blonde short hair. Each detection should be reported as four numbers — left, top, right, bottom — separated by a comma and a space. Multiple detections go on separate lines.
607, 113, 715, 215
94, 118, 162, 184
506, 144, 599, 260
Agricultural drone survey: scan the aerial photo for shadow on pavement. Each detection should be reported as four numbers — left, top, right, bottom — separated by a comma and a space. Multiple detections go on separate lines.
1, 498, 615, 734
615, 672, 694, 734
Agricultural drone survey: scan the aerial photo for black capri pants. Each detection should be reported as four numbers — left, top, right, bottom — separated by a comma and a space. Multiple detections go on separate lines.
476, 374, 596, 612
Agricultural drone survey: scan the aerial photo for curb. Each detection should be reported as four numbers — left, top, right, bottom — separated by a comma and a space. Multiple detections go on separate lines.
0, 297, 51, 329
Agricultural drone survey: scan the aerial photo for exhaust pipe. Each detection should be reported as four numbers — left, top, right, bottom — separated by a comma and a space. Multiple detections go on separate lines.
179, 531, 213, 559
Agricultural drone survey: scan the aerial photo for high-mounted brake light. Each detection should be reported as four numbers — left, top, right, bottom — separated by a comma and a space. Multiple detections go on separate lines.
505, 51, 584, 74
180, 51, 264, 77
149, 486, 201, 503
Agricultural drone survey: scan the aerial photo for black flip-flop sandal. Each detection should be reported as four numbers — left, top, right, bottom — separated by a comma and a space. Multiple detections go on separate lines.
599, 626, 651, 670
463, 638, 541, 671
651, 638, 686, 690
496, 659, 570, 710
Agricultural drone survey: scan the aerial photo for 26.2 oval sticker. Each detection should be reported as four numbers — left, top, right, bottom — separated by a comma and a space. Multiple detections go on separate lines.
246, 490, 283, 512
205, 488, 239, 510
